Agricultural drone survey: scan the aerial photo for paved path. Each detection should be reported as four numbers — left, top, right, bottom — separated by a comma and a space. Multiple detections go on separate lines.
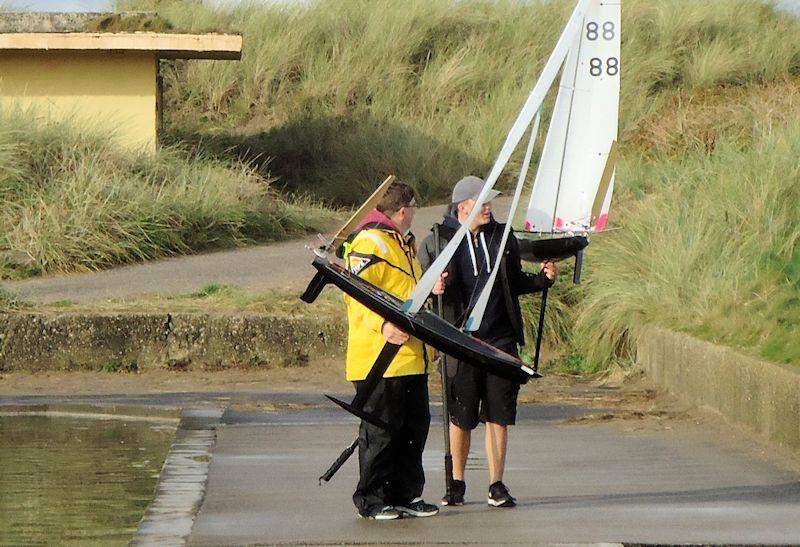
5, 199, 513, 304
4, 385, 800, 544
190, 400, 800, 545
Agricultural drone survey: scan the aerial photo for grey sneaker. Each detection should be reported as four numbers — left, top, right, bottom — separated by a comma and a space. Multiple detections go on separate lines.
397, 498, 439, 517
360, 505, 401, 520
441, 479, 466, 506
487, 481, 516, 508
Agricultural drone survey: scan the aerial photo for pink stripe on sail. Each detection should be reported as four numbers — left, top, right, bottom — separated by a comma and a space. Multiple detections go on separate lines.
555, 217, 564, 228
595, 213, 608, 231
524, 221, 532, 231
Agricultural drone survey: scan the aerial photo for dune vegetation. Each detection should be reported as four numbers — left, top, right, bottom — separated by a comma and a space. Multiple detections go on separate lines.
0, 110, 335, 279
133, 0, 799, 198
128, 0, 799, 367
3, 0, 798, 367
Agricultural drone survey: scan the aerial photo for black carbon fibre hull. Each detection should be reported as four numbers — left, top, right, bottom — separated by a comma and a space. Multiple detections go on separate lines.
301, 255, 538, 385
516, 234, 589, 262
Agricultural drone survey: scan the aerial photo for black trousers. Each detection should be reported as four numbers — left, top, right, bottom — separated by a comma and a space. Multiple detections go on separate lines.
352, 374, 430, 516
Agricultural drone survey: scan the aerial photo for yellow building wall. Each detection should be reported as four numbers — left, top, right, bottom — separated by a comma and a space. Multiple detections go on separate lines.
0, 50, 157, 152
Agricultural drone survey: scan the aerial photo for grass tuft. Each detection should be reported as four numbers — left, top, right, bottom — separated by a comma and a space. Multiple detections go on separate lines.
0, 109, 337, 278
0, 287, 29, 311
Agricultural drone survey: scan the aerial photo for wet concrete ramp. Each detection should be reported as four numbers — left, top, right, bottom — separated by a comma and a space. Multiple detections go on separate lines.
189, 403, 800, 545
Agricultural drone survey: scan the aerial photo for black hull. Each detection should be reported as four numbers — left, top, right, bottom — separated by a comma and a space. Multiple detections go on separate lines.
301, 256, 538, 385
516, 234, 589, 262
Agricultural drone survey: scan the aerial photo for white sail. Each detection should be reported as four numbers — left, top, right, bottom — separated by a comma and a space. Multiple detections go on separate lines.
525, 0, 621, 233
465, 111, 542, 333
403, 0, 590, 315
524, 29, 581, 232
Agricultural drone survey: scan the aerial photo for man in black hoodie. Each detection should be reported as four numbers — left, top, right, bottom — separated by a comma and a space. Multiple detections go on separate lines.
419, 175, 557, 509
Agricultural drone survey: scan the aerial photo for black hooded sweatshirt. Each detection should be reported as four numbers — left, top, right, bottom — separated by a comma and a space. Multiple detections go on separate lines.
419, 213, 553, 347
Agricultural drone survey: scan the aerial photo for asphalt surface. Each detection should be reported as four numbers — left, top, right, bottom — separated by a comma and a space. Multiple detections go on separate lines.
5, 199, 514, 304
188, 399, 800, 545
4, 387, 800, 545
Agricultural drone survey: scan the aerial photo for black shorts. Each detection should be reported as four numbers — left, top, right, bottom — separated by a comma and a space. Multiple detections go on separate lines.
446, 340, 520, 429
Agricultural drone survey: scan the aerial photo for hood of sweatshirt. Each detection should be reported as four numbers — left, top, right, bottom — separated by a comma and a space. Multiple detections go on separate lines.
357, 208, 402, 233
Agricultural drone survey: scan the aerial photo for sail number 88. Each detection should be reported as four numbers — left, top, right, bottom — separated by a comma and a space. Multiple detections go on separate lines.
589, 57, 618, 77
586, 21, 615, 41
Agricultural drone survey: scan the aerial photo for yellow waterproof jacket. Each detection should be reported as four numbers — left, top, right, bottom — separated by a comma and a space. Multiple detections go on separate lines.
343, 213, 429, 381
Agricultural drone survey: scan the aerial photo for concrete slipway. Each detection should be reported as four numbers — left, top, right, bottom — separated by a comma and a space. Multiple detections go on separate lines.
191, 398, 800, 545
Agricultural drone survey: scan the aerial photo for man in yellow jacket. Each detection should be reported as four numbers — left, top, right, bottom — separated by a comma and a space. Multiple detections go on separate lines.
342, 180, 444, 520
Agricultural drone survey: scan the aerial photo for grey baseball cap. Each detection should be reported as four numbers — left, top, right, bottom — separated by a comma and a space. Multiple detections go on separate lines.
451, 175, 501, 204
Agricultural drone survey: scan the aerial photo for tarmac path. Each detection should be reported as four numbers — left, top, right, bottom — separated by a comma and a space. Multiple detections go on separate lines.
189, 399, 800, 545
4, 385, 800, 545
5, 199, 513, 304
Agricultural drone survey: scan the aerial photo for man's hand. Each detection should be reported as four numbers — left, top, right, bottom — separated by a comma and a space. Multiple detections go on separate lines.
541, 260, 558, 280
382, 321, 410, 345
432, 272, 448, 296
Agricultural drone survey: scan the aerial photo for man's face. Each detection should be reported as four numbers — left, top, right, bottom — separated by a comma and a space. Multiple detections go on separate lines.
458, 198, 492, 230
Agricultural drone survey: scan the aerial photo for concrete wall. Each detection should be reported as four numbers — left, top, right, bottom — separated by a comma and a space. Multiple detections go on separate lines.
0, 50, 157, 152
637, 326, 800, 452
0, 313, 346, 372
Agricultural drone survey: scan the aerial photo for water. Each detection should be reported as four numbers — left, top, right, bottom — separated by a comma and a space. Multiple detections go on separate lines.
0, 414, 176, 546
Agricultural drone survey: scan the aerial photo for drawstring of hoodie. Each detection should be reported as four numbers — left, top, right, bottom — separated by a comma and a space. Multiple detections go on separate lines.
467, 231, 492, 277
467, 234, 479, 276
479, 232, 491, 270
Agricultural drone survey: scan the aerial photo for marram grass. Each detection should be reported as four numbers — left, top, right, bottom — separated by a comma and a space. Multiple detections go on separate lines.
4, 0, 798, 367
0, 110, 336, 277
573, 125, 800, 369
128, 0, 800, 204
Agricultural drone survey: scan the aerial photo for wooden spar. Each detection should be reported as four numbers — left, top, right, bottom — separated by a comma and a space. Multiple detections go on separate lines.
590, 140, 619, 227
323, 175, 396, 254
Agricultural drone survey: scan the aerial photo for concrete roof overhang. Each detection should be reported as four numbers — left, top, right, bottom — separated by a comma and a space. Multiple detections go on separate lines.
0, 32, 242, 60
